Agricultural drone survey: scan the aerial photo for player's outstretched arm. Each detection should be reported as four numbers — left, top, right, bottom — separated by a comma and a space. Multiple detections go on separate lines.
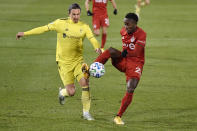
16, 25, 51, 40
16, 32, 24, 40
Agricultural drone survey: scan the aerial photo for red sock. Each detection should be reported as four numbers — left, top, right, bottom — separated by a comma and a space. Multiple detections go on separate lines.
95, 49, 110, 64
117, 92, 134, 117
101, 33, 107, 48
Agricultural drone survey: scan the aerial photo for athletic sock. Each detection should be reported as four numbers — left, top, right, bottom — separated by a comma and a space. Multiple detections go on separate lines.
60, 88, 69, 96
95, 49, 110, 64
135, 5, 141, 16
101, 33, 107, 48
141, 1, 146, 6
81, 86, 91, 112
117, 92, 134, 117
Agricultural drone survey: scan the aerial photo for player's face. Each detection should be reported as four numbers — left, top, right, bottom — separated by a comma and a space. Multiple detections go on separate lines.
69, 9, 81, 23
124, 18, 137, 34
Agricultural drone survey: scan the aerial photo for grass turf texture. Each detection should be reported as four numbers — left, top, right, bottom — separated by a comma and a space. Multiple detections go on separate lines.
0, 0, 197, 130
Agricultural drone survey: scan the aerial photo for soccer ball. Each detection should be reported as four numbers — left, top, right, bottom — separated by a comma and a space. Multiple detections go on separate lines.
89, 62, 105, 78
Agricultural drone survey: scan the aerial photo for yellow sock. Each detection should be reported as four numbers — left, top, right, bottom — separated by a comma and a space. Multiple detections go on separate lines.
135, 5, 141, 16
60, 88, 69, 96
81, 86, 90, 112
141, 1, 145, 6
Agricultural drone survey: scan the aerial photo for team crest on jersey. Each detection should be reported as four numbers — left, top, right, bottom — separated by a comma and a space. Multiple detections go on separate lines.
63, 33, 67, 38
65, 28, 69, 31
131, 36, 135, 43
80, 29, 83, 33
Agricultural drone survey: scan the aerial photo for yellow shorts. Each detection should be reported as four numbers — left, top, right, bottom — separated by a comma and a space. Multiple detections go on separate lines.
57, 61, 84, 86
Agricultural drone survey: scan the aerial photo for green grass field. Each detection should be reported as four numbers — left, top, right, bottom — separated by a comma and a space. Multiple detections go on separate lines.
0, 0, 197, 130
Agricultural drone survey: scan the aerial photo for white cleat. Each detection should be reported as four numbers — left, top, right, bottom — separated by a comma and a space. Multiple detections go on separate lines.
83, 112, 95, 121
58, 87, 65, 105
114, 116, 125, 125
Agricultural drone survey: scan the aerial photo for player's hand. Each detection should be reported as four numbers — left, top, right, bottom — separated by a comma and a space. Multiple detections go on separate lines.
121, 49, 128, 57
113, 9, 117, 15
16, 32, 24, 40
87, 10, 93, 16
95, 48, 102, 55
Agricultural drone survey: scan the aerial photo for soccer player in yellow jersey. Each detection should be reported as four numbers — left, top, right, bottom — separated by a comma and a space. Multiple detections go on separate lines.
16, 3, 102, 121
135, 0, 150, 17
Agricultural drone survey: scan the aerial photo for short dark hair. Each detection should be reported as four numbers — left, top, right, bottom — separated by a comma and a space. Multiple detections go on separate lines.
125, 13, 138, 23
68, 3, 81, 14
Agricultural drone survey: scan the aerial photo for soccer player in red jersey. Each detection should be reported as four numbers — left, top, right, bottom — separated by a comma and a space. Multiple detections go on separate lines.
94, 13, 146, 124
85, 0, 117, 51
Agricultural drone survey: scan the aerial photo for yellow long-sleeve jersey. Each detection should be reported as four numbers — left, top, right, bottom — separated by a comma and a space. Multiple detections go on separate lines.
24, 18, 100, 63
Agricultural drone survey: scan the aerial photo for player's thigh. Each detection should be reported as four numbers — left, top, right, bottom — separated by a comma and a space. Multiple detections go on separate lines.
93, 15, 101, 32
73, 62, 85, 83
126, 63, 144, 81
57, 61, 75, 86
111, 57, 126, 72
101, 15, 109, 28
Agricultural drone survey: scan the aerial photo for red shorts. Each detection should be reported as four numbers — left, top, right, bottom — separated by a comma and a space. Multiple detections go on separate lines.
92, 14, 109, 30
112, 57, 144, 81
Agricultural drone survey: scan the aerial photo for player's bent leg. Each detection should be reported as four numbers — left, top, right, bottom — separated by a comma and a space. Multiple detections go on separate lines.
108, 47, 122, 59
59, 84, 75, 105
94, 47, 121, 65
79, 78, 94, 120
95, 49, 111, 64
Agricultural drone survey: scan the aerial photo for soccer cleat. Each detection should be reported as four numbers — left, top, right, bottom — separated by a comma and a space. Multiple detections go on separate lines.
101, 48, 105, 53
82, 63, 90, 79
83, 112, 95, 121
114, 116, 125, 125
58, 87, 65, 105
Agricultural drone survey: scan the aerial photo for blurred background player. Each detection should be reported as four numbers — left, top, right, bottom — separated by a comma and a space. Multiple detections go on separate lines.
85, 0, 117, 52
135, 0, 150, 17
16, 3, 101, 121
90, 13, 146, 124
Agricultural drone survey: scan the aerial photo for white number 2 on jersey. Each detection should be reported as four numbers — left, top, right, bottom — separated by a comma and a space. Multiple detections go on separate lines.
135, 67, 141, 75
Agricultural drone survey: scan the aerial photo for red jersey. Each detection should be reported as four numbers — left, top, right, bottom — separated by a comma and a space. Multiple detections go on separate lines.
92, 0, 111, 15
120, 26, 146, 65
